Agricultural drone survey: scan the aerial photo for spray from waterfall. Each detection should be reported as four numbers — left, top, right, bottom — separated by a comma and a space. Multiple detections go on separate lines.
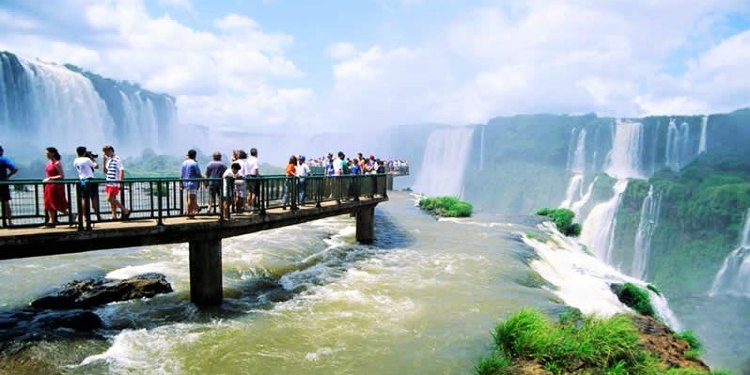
605, 121, 643, 179
412, 127, 474, 197
631, 185, 662, 279
709, 208, 750, 297
479, 124, 485, 171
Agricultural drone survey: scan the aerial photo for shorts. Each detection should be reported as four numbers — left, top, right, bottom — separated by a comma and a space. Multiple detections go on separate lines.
105, 185, 121, 196
80, 179, 98, 198
235, 182, 247, 198
0, 185, 10, 201
248, 178, 260, 195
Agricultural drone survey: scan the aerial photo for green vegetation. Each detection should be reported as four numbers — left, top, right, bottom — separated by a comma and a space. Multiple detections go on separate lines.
476, 309, 724, 375
418, 196, 473, 217
675, 330, 703, 360
535, 208, 582, 236
611, 283, 656, 317
478, 308, 653, 374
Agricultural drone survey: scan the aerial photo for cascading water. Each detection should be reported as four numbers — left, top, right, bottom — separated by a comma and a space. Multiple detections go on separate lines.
709, 208, 750, 297
479, 124, 485, 171
412, 127, 474, 197
580, 179, 628, 263
560, 128, 587, 210
525, 222, 681, 329
0, 51, 177, 153
569, 177, 598, 219
698, 115, 708, 154
665, 119, 693, 171
631, 185, 662, 279
605, 121, 643, 179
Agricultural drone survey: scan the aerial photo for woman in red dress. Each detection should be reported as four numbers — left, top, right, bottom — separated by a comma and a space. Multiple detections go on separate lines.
43, 147, 68, 227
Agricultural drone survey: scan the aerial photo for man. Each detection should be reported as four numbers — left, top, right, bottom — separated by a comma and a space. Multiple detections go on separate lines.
0, 145, 19, 226
181, 149, 202, 218
246, 147, 261, 211
205, 151, 227, 213
102, 145, 130, 220
296, 155, 311, 205
73, 146, 99, 227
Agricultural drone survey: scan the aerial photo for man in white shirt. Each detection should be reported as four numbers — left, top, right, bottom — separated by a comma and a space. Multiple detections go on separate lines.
296, 155, 311, 205
247, 148, 261, 210
73, 146, 100, 226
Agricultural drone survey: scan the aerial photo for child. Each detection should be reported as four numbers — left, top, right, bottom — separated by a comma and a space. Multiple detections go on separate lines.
223, 163, 245, 215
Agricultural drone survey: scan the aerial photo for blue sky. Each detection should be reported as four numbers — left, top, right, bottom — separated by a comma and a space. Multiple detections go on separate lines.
1, 0, 749, 132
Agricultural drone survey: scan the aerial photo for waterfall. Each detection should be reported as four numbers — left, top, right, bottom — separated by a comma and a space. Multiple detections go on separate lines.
665, 119, 693, 171
631, 185, 662, 279
709, 208, 750, 297
412, 127, 474, 197
524, 221, 681, 329
605, 121, 643, 179
561, 129, 587, 209
580, 179, 629, 263
0, 51, 177, 153
479, 124, 485, 171
570, 177, 598, 219
698, 115, 708, 154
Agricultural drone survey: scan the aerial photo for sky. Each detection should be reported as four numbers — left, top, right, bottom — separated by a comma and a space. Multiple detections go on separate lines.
1, 0, 749, 133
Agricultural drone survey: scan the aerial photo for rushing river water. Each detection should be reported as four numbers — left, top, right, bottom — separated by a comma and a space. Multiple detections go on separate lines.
0, 192, 561, 374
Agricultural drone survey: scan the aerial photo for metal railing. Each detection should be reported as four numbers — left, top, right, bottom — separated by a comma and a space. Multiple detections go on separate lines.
0, 174, 388, 230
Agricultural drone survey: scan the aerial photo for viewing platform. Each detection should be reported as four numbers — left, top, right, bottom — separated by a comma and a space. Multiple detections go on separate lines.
0, 174, 390, 306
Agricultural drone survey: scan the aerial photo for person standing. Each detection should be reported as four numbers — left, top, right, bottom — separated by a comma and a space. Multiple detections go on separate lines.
247, 147, 261, 211
0, 145, 19, 227
42, 147, 68, 227
73, 146, 99, 227
205, 151, 227, 213
102, 145, 130, 220
181, 149, 202, 218
296, 155, 311, 205
281, 155, 297, 209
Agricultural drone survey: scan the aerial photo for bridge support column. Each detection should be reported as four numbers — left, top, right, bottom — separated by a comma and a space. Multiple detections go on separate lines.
356, 206, 375, 244
189, 239, 223, 306
386, 174, 394, 191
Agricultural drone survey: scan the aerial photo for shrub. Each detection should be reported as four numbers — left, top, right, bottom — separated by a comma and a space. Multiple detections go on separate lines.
535, 208, 582, 236
610, 283, 656, 317
474, 353, 510, 375
675, 330, 703, 360
419, 196, 473, 217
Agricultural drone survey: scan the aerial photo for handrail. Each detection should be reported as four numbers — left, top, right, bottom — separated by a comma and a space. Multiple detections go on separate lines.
0, 174, 389, 230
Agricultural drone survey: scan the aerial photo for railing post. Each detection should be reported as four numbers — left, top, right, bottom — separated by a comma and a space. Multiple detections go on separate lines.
315, 177, 322, 208
76, 182, 84, 231
259, 177, 266, 216
157, 181, 164, 226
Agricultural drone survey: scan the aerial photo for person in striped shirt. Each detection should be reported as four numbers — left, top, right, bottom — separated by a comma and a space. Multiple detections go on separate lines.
102, 145, 130, 220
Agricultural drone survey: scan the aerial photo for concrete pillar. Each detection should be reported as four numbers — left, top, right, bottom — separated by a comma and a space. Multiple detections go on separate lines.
189, 239, 223, 306
356, 206, 375, 244
386, 174, 394, 191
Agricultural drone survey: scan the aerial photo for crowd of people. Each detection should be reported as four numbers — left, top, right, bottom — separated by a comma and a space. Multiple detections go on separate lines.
0, 144, 406, 227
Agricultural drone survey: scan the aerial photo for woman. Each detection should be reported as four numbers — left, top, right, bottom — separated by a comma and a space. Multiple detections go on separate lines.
281, 155, 297, 209
43, 147, 68, 226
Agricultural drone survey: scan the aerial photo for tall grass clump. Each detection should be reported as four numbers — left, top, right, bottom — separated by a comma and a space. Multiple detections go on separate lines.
535, 208, 581, 236
419, 196, 473, 217
478, 308, 656, 374
675, 330, 703, 360
611, 283, 656, 317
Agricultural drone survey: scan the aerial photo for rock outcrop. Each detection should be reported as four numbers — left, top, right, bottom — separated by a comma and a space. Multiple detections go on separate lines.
31, 273, 173, 309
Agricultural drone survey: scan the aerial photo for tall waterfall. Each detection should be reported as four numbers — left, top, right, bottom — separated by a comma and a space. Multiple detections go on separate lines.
561, 128, 587, 210
479, 124, 486, 171
412, 127, 474, 197
580, 179, 628, 263
0, 51, 177, 153
698, 115, 708, 154
665, 119, 692, 171
631, 185, 662, 279
709, 208, 750, 297
605, 121, 643, 179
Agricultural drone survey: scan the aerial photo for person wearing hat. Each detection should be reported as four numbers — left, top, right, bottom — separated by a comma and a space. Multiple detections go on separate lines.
181, 149, 203, 218
296, 155, 311, 205
0, 145, 19, 226
204, 151, 227, 213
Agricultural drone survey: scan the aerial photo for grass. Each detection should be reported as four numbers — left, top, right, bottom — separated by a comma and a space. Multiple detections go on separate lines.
675, 330, 703, 360
535, 208, 582, 236
476, 309, 725, 375
611, 283, 656, 317
418, 196, 473, 217
477, 308, 654, 374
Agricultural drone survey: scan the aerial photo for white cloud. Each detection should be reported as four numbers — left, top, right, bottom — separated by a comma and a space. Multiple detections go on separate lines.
214, 14, 259, 30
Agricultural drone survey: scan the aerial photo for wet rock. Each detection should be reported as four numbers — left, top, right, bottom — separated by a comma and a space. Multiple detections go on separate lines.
31, 273, 173, 310
33, 310, 102, 331
632, 314, 710, 372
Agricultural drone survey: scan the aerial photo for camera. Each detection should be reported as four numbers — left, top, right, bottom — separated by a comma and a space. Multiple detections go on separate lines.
85, 151, 98, 159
